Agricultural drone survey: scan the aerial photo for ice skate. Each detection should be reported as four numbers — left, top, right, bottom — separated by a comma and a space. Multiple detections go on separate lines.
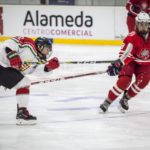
99, 99, 111, 113
16, 107, 37, 125
118, 91, 129, 113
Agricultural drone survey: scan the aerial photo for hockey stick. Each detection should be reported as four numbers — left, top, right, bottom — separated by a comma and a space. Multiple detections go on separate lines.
60, 60, 115, 64
24, 60, 114, 65
31, 70, 107, 85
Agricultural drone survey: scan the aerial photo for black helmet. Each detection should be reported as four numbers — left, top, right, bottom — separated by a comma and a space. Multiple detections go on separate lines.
35, 37, 53, 51
35, 37, 53, 60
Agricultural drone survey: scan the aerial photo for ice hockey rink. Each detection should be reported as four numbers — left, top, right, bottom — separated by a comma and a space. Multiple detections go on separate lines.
0, 44, 150, 150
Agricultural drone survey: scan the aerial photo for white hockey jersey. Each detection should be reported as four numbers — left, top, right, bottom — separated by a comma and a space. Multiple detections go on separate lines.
0, 36, 47, 75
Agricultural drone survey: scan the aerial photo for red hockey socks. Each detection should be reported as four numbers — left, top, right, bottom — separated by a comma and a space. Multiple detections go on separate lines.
108, 76, 132, 102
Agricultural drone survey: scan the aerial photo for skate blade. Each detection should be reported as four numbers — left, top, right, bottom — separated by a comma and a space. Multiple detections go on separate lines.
16, 119, 37, 125
118, 104, 126, 113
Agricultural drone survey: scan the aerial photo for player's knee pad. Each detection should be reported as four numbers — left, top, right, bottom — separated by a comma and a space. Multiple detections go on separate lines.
14, 76, 30, 89
135, 73, 149, 89
117, 75, 132, 90
127, 74, 149, 97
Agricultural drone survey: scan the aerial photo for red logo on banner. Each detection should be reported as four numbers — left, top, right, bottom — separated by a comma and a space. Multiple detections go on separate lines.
0, 7, 3, 35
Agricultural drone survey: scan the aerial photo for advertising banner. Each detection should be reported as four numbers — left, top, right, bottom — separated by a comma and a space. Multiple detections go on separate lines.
0, 5, 128, 40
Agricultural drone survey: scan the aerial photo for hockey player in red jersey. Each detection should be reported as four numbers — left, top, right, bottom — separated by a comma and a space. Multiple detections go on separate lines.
0, 36, 60, 125
100, 12, 150, 113
126, 0, 150, 32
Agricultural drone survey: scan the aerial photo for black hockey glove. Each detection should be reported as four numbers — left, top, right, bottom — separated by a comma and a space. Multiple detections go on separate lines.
107, 59, 123, 76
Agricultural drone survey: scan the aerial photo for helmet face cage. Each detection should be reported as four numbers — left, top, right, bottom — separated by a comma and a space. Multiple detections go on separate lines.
135, 12, 150, 34
35, 37, 53, 60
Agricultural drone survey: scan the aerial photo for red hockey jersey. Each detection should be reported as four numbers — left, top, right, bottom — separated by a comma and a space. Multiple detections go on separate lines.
119, 31, 150, 66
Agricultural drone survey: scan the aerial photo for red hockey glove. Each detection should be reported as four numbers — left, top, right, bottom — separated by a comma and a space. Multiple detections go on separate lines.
5, 47, 22, 70
107, 59, 123, 76
44, 57, 60, 72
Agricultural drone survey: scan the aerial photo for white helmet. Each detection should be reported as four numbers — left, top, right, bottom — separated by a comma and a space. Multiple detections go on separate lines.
135, 12, 150, 35
136, 12, 150, 23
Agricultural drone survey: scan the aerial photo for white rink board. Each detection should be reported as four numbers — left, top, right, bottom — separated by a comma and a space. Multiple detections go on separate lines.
0, 5, 128, 39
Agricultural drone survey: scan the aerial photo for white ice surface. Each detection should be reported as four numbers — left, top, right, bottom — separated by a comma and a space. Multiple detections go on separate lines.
0, 44, 150, 150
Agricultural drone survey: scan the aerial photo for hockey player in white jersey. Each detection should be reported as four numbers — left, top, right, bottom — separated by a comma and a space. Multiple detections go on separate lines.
0, 36, 60, 125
